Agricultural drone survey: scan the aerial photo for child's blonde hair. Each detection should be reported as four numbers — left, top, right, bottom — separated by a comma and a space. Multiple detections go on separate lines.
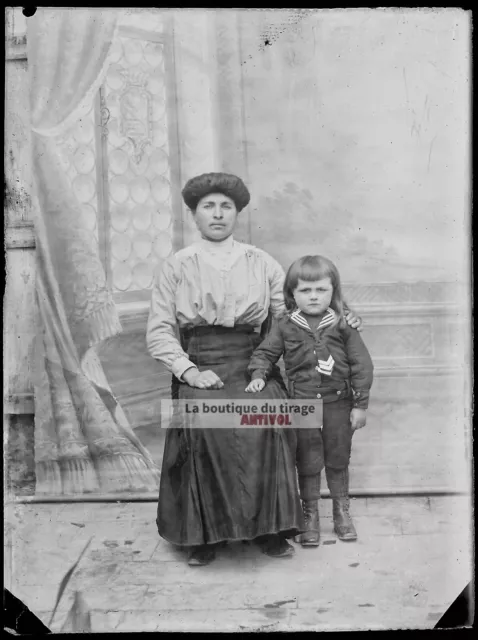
283, 255, 346, 328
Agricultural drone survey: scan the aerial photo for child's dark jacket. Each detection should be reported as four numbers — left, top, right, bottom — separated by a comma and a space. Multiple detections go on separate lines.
248, 308, 374, 410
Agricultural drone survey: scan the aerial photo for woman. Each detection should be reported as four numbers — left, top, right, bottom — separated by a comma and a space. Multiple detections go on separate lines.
147, 173, 361, 566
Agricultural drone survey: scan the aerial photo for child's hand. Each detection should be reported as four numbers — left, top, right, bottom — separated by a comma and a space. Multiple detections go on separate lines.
245, 379, 265, 393
350, 408, 367, 431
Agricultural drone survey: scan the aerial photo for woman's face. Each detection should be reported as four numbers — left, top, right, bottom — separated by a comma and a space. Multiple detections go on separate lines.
193, 193, 238, 241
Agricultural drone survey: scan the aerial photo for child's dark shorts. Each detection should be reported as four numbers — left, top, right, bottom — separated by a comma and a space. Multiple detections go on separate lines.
291, 381, 354, 474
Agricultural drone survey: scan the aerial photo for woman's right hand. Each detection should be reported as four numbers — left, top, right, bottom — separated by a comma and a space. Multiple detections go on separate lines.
182, 367, 224, 389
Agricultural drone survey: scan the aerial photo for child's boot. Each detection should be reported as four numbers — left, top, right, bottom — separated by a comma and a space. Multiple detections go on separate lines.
300, 500, 320, 546
326, 468, 357, 541
332, 497, 357, 541
297, 474, 321, 546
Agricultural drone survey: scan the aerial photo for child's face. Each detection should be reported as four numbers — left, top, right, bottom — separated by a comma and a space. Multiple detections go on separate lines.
293, 277, 333, 315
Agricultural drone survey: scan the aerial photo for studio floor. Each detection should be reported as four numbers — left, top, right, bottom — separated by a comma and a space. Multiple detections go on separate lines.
4, 495, 472, 632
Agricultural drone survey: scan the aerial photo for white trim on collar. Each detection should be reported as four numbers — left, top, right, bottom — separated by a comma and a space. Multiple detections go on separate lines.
290, 309, 310, 330
317, 307, 336, 330
290, 308, 336, 332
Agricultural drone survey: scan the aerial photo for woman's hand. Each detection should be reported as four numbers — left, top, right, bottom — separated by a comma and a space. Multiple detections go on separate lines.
345, 311, 363, 332
183, 368, 224, 389
245, 378, 265, 393
350, 408, 367, 431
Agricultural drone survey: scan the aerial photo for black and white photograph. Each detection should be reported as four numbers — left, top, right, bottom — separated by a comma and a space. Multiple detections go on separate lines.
4, 6, 473, 633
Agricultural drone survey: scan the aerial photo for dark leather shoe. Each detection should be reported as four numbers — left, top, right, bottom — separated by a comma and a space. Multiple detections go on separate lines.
257, 535, 295, 558
299, 500, 320, 546
333, 498, 357, 541
188, 544, 217, 566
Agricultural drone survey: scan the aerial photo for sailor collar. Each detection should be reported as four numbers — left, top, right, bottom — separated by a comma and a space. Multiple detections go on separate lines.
289, 307, 337, 332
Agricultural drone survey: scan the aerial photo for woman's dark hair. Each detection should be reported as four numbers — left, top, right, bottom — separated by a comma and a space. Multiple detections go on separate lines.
181, 172, 250, 212
283, 255, 346, 328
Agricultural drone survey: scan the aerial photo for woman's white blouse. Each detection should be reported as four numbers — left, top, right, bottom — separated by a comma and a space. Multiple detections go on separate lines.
146, 236, 286, 379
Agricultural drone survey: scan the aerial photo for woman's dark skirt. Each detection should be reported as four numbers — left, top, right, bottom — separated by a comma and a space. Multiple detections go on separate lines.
157, 325, 305, 547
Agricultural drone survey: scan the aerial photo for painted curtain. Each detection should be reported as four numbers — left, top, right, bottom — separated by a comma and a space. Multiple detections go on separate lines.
27, 8, 159, 494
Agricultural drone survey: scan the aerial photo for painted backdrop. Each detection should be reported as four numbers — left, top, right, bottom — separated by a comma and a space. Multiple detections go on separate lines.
6, 8, 471, 495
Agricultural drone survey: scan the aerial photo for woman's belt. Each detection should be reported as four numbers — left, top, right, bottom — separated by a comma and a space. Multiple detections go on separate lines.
180, 324, 256, 341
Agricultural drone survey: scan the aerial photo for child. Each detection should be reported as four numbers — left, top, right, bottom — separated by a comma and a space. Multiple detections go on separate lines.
245, 255, 373, 547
